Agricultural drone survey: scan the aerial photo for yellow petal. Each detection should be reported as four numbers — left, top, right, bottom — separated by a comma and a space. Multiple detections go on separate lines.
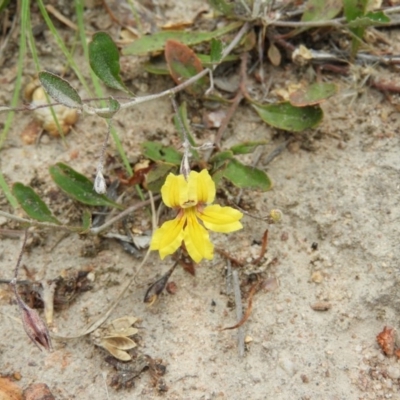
150, 216, 185, 259
161, 173, 187, 208
192, 169, 215, 204
198, 204, 243, 233
183, 209, 214, 263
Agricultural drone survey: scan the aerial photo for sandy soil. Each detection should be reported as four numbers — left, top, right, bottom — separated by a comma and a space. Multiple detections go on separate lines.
1, 2, 400, 400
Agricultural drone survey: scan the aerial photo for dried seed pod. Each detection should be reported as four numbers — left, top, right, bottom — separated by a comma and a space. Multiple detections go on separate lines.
19, 302, 53, 352
144, 262, 177, 304
91, 316, 139, 361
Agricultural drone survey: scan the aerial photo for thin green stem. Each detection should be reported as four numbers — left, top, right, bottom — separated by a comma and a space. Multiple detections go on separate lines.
0, 171, 18, 209
37, 0, 92, 96
0, 0, 29, 149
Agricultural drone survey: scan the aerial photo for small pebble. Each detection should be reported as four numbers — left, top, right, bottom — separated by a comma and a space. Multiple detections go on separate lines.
387, 366, 400, 380
311, 271, 324, 283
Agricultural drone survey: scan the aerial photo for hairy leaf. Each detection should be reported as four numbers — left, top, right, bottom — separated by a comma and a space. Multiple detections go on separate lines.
253, 102, 323, 132
12, 183, 61, 224
49, 163, 123, 209
89, 32, 128, 93
223, 159, 272, 191
122, 21, 242, 56
38, 71, 82, 109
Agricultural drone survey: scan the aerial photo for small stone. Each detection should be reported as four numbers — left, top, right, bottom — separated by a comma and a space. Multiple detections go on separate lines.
244, 335, 253, 343
24, 383, 55, 400
279, 355, 297, 376
387, 366, 400, 380
311, 271, 324, 283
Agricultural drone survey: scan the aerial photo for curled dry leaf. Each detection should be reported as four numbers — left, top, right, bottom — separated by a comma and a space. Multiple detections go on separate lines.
0, 377, 23, 400
376, 326, 396, 356
25, 79, 78, 137
91, 316, 139, 361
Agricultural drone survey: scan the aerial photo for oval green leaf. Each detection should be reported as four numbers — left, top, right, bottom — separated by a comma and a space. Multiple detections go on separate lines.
230, 141, 268, 155
81, 209, 92, 233
289, 83, 337, 106
89, 32, 128, 93
223, 159, 272, 191
253, 102, 323, 132
210, 38, 223, 63
141, 142, 182, 165
302, 0, 342, 22
145, 162, 178, 193
210, 150, 234, 168
12, 183, 61, 224
49, 163, 123, 209
347, 11, 390, 28
38, 71, 82, 109
122, 21, 242, 56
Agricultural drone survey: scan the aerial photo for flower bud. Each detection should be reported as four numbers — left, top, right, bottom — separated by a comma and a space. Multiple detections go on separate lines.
20, 302, 53, 352
94, 171, 107, 194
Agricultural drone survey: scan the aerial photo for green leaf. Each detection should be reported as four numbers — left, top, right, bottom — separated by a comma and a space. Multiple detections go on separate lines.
0, 170, 18, 209
141, 142, 182, 165
197, 53, 239, 66
223, 159, 272, 191
301, 0, 342, 22
145, 162, 178, 192
252, 102, 323, 132
210, 150, 234, 168
96, 97, 121, 119
49, 163, 123, 209
12, 183, 61, 224
122, 21, 242, 56
343, 0, 369, 55
89, 32, 128, 93
173, 102, 199, 160
230, 141, 268, 155
210, 38, 223, 63
81, 209, 92, 232
0, 0, 11, 13
38, 71, 82, 109
347, 11, 390, 28
289, 83, 337, 106
143, 61, 170, 75
343, 0, 368, 23
208, 0, 234, 16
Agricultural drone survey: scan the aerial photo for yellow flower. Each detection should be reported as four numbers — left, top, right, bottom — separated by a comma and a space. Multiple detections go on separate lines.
150, 169, 243, 263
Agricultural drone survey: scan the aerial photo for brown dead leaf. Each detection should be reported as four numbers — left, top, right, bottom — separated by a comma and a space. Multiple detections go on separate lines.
164, 40, 207, 96
221, 281, 263, 331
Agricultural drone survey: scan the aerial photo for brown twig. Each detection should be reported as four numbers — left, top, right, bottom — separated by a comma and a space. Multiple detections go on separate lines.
253, 229, 268, 266
221, 280, 263, 331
